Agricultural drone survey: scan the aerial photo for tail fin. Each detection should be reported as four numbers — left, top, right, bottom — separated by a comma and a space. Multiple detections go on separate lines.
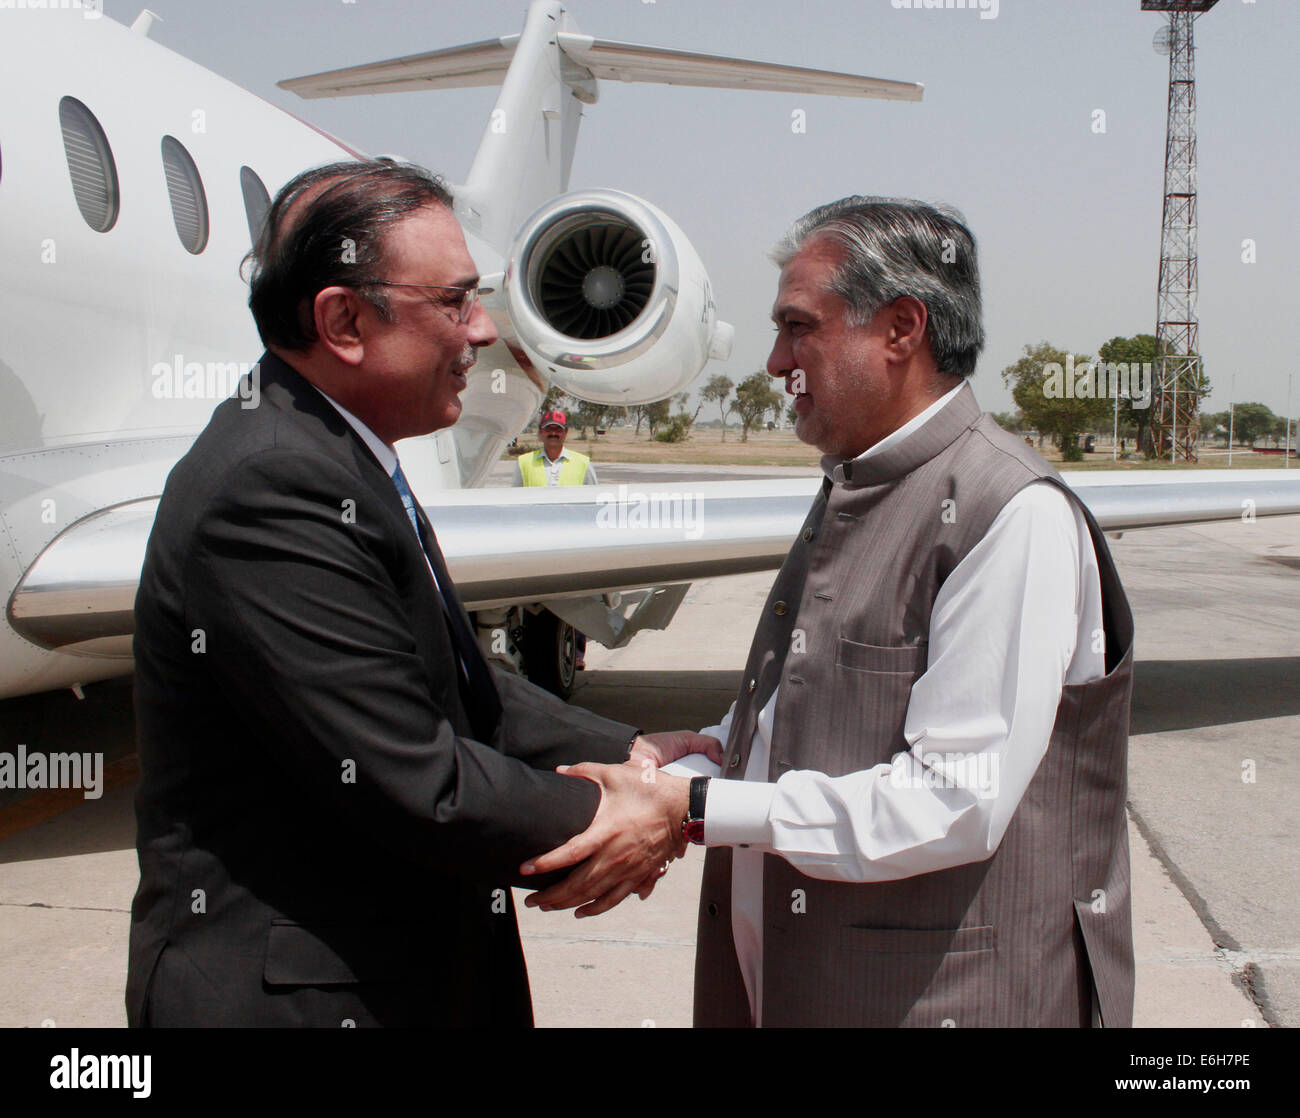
278, 0, 921, 249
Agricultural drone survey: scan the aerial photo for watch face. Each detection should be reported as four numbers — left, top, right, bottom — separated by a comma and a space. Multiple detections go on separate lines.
684, 818, 707, 845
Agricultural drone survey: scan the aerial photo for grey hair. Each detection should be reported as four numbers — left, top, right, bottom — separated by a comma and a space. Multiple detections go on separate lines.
771, 196, 985, 379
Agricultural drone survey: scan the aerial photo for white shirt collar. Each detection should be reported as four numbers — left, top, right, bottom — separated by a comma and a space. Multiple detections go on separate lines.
315, 388, 398, 477
821, 379, 967, 482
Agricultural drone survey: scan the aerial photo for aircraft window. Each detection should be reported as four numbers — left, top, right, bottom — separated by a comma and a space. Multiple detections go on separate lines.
160, 135, 209, 254
58, 97, 119, 233
240, 166, 270, 248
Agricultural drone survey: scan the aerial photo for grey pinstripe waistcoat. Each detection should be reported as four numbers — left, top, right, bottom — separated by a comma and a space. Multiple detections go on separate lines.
693, 383, 1135, 1028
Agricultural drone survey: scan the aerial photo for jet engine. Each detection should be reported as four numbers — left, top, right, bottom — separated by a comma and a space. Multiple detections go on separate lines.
503, 189, 733, 405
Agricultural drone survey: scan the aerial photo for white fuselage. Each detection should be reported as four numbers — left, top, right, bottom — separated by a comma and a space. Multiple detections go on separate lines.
0, 8, 539, 697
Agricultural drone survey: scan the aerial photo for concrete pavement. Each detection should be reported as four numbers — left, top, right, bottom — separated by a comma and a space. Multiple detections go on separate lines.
1, 506, 1293, 1028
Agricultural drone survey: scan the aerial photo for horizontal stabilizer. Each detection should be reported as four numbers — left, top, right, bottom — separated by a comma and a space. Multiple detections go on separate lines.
279, 33, 922, 103
278, 38, 518, 98
555, 33, 923, 101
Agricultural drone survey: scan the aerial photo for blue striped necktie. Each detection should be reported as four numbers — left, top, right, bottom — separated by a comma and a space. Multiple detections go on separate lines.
391, 463, 424, 546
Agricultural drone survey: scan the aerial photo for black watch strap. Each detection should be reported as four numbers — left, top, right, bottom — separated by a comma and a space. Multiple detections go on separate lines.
683, 776, 710, 845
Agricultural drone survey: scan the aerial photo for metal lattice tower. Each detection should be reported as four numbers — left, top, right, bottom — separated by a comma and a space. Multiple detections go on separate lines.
1144, 0, 1219, 462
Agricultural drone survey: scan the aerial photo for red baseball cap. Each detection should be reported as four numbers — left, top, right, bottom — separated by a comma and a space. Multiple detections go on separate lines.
539, 409, 567, 430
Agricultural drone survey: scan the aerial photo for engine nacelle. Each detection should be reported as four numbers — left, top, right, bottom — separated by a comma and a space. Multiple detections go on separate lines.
503, 189, 733, 405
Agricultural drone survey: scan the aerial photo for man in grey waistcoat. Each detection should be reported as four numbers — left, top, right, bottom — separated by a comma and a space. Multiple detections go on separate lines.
523, 196, 1135, 1028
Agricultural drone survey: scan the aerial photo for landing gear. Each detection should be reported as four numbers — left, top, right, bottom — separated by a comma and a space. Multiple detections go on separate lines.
522, 608, 577, 700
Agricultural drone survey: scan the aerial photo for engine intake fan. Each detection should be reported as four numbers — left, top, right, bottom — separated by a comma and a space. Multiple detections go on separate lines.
505, 189, 733, 405
533, 213, 653, 339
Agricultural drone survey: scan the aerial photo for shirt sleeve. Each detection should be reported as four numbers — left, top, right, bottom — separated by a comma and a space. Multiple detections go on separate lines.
511, 459, 525, 487
584, 461, 597, 485
704, 480, 1102, 882
660, 702, 734, 779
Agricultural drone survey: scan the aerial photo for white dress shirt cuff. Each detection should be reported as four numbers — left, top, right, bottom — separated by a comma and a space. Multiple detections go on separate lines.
705, 779, 777, 847
660, 755, 721, 779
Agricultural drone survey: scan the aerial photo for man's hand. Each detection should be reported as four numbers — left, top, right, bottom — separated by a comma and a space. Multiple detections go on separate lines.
520, 760, 691, 917
630, 730, 723, 769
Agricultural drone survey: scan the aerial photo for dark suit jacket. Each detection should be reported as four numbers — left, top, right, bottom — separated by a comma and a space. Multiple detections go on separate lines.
126, 352, 634, 1027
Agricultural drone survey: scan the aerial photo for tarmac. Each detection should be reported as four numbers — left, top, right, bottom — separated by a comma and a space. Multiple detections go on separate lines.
0, 470, 1295, 1029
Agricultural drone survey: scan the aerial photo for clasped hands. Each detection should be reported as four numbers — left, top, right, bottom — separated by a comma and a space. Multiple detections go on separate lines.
519, 730, 722, 918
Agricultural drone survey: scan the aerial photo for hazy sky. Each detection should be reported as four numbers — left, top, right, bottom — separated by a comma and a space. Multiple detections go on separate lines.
137, 0, 1297, 416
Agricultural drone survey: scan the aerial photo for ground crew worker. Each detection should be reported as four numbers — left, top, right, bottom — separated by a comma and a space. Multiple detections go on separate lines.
513, 408, 596, 668
512, 409, 598, 487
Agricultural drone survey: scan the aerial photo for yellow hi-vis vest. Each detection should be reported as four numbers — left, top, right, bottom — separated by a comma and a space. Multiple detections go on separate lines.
518, 448, 590, 486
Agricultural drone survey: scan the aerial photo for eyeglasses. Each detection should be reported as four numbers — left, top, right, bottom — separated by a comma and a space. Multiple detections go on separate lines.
371, 280, 482, 324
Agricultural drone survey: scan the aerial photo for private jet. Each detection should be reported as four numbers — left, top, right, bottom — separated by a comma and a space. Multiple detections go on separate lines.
2, 1, 1297, 703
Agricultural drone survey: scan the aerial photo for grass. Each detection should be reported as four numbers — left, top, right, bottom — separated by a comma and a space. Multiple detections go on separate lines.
507, 427, 1295, 471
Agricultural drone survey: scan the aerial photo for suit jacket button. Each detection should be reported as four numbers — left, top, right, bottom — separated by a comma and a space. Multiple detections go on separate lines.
773, 601, 788, 616
802, 527, 814, 542
707, 902, 719, 917
747, 679, 756, 693
729, 753, 742, 769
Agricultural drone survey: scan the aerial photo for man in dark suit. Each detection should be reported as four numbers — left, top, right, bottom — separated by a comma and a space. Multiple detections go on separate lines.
126, 161, 710, 1027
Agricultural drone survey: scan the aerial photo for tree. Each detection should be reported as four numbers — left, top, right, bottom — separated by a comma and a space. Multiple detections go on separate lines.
733, 371, 783, 443
1001, 342, 1112, 462
1096, 334, 1158, 456
1097, 334, 1211, 458
1199, 410, 1230, 444
540, 384, 566, 416
644, 398, 672, 438
786, 399, 799, 427
1230, 402, 1277, 448
568, 399, 619, 439
990, 411, 1023, 434
653, 414, 692, 443
701, 374, 735, 440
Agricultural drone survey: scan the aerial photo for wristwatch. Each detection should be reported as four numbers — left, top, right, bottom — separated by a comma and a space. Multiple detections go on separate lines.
682, 776, 710, 845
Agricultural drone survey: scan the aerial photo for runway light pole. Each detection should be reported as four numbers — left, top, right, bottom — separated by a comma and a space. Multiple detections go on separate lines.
1287, 371, 1293, 470
1113, 391, 1119, 462
1113, 390, 1130, 462
1227, 372, 1234, 468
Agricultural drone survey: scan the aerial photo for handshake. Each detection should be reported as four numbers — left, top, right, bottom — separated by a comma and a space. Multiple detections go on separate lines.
518, 730, 723, 917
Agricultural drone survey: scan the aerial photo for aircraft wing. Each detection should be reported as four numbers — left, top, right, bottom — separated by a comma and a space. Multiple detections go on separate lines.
9, 472, 1300, 661
1059, 469, 1300, 530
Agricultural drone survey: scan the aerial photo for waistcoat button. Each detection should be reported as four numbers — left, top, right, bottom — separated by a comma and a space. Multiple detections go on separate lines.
802, 527, 814, 542
747, 679, 756, 693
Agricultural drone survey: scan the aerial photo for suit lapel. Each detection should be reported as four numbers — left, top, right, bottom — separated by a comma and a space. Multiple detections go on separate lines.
255, 351, 501, 743
410, 502, 504, 743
